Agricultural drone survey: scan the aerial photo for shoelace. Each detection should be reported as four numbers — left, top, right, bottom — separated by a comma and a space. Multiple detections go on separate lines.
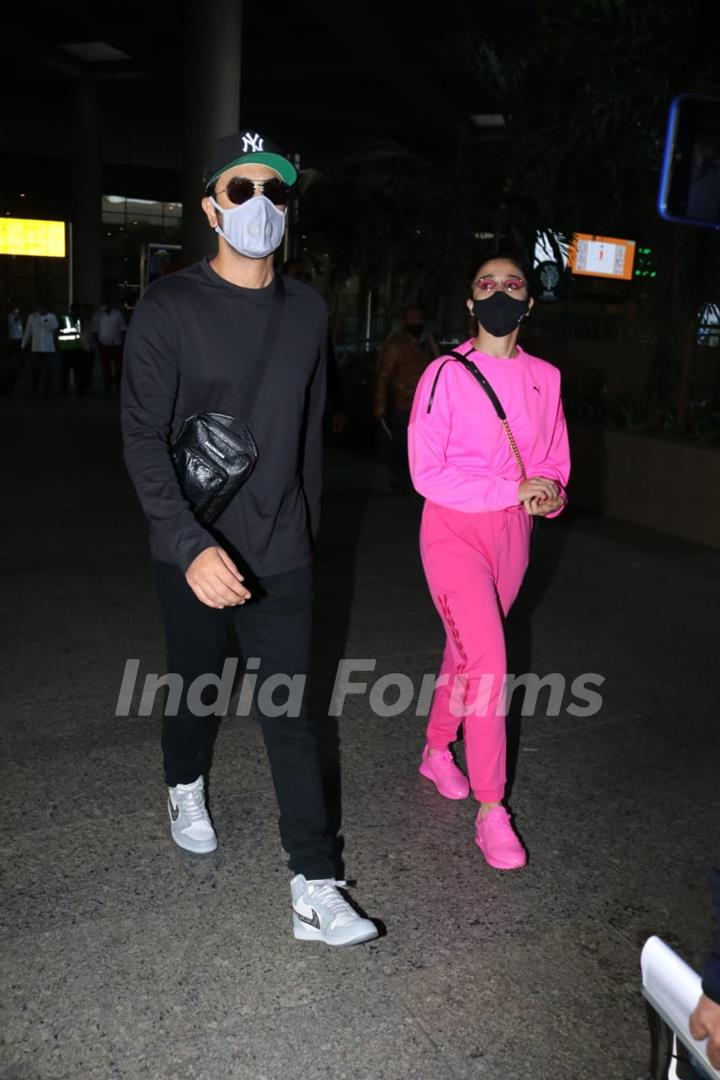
177, 786, 209, 823
306, 880, 354, 918
432, 751, 457, 772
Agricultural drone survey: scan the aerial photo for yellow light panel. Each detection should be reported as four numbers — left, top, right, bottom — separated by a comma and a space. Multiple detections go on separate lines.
0, 218, 66, 258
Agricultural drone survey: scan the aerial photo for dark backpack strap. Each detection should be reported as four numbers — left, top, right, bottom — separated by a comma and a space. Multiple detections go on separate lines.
426, 346, 506, 420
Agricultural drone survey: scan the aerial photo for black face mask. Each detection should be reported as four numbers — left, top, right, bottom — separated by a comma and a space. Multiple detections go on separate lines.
473, 293, 529, 337
406, 322, 425, 337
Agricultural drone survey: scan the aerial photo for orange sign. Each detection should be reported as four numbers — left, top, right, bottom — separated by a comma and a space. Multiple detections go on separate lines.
568, 233, 635, 280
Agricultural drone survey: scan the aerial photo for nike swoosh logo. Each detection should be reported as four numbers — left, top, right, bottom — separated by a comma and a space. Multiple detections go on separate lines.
169, 799, 180, 821
294, 906, 320, 929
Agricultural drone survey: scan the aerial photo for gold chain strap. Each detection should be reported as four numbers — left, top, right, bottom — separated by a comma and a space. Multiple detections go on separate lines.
501, 418, 527, 482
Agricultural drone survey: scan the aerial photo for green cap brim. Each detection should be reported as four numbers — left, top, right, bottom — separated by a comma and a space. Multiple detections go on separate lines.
206, 153, 297, 190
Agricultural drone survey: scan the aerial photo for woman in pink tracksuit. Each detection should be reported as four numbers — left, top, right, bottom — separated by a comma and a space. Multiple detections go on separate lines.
408, 255, 570, 870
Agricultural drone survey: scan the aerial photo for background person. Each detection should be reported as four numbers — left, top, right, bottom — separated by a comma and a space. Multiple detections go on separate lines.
408, 255, 570, 869
7, 306, 23, 359
374, 305, 438, 492
60, 303, 95, 397
22, 302, 59, 398
92, 298, 126, 393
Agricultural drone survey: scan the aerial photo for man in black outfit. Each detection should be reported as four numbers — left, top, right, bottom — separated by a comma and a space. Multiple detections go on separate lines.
121, 129, 377, 947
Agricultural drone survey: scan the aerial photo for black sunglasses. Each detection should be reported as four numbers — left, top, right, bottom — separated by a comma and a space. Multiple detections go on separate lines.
215, 176, 290, 207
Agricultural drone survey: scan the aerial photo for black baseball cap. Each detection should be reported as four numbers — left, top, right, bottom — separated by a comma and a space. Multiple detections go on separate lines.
203, 130, 298, 192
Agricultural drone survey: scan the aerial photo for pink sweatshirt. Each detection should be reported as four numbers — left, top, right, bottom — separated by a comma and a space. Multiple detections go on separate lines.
408, 341, 570, 515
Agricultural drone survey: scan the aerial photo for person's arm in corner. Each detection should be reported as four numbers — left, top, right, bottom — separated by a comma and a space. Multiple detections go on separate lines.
703, 869, 720, 1004
121, 295, 216, 572
373, 337, 396, 421
690, 869, 720, 1069
300, 320, 328, 546
408, 362, 522, 512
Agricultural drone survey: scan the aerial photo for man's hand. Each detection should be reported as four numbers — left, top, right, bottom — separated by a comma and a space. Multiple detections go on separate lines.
690, 992, 720, 1069
185, 547, 251, 609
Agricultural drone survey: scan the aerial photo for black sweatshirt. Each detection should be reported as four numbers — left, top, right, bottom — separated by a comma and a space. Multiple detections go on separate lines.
121, 258, 327, 578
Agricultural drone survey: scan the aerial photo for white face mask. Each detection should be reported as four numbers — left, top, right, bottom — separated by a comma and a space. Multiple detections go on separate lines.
210, 194, 286, 259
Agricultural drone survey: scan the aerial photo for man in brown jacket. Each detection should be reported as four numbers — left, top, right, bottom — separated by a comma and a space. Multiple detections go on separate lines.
373, 305, 438, 491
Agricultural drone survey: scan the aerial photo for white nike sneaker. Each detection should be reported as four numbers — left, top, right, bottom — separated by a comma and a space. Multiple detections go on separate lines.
167, 776, 217, 854
290, 875, 378, 947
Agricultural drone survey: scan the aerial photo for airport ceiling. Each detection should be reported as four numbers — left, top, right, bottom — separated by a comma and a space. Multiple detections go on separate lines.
2, 0, 540, 166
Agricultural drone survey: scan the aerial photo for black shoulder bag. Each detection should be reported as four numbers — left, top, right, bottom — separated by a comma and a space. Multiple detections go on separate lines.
171, 274, 286, 526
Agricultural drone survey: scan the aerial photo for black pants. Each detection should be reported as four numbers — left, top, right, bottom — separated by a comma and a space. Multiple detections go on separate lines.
30, 352, 59, 398
98, 344, 123, 392
153, 561, 334, 879
61, 350, 94, 395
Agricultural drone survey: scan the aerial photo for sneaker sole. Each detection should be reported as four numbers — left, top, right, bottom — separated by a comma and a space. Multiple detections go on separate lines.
170, 828, 218, 855
419, 762, 469, 800
293, 915, 378, 947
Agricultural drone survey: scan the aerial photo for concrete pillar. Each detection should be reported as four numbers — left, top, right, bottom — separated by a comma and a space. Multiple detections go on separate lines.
182, 0, 242, 265
72, 79, 102, 307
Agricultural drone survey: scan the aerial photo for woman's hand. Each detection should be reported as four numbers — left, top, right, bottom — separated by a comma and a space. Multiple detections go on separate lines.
525, 494, 566, 516
518, 476, 559, 504
519, 476, 565, 517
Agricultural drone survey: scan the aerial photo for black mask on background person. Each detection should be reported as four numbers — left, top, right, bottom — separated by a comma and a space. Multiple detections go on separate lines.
406, 321, 425, 337
473, 293, 530, 337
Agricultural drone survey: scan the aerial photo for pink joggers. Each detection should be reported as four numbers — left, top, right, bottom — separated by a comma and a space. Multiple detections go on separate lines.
420, 500, 533, 803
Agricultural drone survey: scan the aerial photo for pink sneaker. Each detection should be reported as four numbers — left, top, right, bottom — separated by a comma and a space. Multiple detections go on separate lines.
419, 746, 470, 800
475, 807, 527, 870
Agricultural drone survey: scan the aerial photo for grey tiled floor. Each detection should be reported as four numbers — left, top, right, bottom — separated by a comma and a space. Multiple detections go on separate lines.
1, 395, 719, 1080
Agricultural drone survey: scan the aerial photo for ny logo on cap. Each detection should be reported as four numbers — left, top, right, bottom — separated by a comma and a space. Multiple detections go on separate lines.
241, 132, 264, 153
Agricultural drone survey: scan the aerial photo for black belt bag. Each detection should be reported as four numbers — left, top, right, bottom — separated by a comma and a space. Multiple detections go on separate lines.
171, 274, 285, 526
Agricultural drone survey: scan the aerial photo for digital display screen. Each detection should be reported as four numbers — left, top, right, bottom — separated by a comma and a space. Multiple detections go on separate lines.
0, 218, 66, 258
568, 233, 636, 280
659, 93, 720, 228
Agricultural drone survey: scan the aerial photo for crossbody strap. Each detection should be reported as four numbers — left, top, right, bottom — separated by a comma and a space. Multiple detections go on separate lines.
238, 272, 286, 425
426, 345, 527, 481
